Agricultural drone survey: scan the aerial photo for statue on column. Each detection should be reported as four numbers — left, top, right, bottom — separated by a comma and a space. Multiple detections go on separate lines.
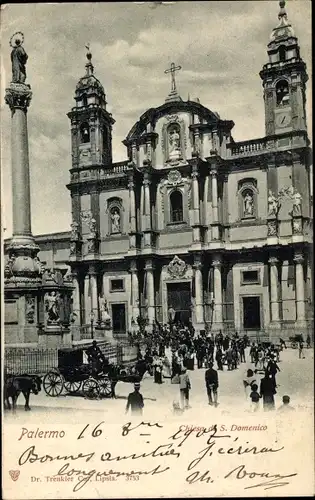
10, 32, 28, 84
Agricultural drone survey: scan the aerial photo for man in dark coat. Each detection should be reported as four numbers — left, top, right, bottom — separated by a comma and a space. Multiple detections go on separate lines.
205, 362, 219, 406
260, 373, 276, 411
215, 347, 224, 371
126, 382, 144, 416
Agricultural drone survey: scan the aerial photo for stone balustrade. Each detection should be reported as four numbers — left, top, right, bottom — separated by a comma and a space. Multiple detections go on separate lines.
227, 138, 267, 157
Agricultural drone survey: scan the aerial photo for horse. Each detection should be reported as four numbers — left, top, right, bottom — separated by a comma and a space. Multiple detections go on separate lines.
105, 359, 152, 399
4, 374, 42, 411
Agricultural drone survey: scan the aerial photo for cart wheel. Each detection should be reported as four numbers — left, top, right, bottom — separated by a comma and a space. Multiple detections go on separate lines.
43, 371, 64, 397
64, 381, 81, 394
291, 341, 298, 349
83, 378, 100, 399
99, 378, 112, 398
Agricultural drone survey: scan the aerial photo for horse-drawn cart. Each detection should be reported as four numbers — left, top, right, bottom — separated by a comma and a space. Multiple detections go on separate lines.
42, 347, 112, 399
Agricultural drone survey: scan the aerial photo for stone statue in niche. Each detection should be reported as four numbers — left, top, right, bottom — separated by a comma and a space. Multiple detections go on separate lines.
45, 291, 60, 324
168, 126, 181, 160
243, 191, 254, 216
268, 190, 280, 216
111, 208, 121, 233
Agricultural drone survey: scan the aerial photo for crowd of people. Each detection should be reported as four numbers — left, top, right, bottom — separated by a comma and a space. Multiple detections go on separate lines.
108, 322, 311, 416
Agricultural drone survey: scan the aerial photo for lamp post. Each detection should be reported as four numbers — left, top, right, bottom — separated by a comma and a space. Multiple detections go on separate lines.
90, 311, 95, 339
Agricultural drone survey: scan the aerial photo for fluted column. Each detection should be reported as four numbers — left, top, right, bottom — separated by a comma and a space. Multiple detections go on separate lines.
193, 257, 204, 326
294, 253, 306, 324
213, 256, 223, 329
130, 260, 140, 321
145, 260, 155, 325
71, 270, 81, 325
269, 256, 280, 325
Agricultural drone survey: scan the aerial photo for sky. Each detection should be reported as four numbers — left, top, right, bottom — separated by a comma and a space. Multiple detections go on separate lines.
1, 1, 312, 237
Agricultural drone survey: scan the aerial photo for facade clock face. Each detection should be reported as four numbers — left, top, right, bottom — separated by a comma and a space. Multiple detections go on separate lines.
275, 111, 291, 128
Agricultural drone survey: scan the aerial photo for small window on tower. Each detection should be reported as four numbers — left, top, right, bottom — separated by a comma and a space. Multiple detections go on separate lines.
276, 80, 290, 106
80, 122, 90, 143
278, 45, 286, 62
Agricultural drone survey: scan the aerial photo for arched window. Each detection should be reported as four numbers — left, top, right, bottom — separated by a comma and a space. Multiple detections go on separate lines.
276, 80, 290, 106
278, 45, 286, 62
82, 94, 88, 107
80, 122, 90, 143
170, 190, 183, 223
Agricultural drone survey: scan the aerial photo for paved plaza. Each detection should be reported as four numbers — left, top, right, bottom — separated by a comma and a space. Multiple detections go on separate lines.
4, 346, 314, 425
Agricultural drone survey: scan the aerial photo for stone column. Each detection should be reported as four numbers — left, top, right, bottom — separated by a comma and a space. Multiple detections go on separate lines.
89, 265, 98, 321
145, 260, 155, 326
71, 270, 81, 325
84, 273, 91, 323
294, 253, 306, 324
143, 170, 151, 230
5, 81, 41, 267
191, 166, 200, 242
213, 256, 223, 329
269, 256, 280, 325
211, 167, 219, 222
128, 173, 136, 233
193, 257, 204, 327
130, 260, 140, 321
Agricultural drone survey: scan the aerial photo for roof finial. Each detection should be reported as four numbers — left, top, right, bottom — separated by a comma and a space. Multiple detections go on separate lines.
85, 43, 94, 76
278, 0, 287, 22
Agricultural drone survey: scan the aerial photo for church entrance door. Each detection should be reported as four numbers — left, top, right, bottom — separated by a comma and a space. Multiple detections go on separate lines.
167, 282, 191, 324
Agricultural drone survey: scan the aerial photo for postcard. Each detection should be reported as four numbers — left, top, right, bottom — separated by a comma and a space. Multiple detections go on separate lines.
1, 1, 313, 498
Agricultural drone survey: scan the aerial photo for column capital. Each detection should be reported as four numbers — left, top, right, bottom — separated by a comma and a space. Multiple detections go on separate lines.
5, 83, 32, 112
129, 260, 138, 273
268, 256, 279, 266
88, 264, 98, 276
143, 170, 151, 185
212, 255, 222, 268
210, 166, 218, 176
144, 260, 154, 271
293, 253, 304, 265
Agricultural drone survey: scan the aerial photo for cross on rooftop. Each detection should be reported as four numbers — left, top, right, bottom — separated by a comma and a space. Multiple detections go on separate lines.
164, 62, 182, 94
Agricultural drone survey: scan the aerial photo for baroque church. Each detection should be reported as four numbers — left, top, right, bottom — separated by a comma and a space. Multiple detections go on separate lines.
7, 1, 312, 339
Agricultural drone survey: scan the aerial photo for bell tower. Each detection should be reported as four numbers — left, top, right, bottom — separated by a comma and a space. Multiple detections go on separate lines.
260, 1, 308, 136
67, 45, 115, 169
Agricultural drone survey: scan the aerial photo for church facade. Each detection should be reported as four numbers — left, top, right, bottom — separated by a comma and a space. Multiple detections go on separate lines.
13, 2, 313, 338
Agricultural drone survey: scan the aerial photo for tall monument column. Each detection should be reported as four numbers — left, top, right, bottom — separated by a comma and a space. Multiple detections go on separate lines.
4, 33, 43, 344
